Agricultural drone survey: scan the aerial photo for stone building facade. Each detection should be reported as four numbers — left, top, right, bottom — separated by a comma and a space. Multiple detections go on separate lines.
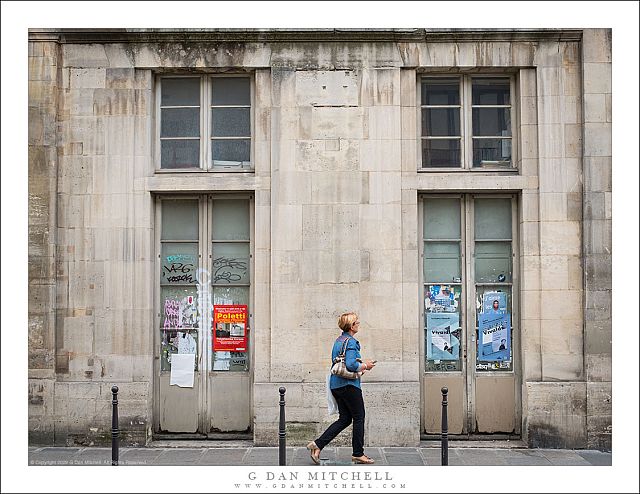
28, 29, 611, 450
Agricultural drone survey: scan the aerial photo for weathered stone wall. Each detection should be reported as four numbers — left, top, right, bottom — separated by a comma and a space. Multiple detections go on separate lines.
28, 40, 59, 444
581, 29, 612, 451
520, 36, 587, 449
27, 30, 611, 450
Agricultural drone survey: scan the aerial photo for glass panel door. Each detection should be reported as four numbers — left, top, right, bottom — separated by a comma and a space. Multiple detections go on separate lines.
423, 197, 464, 372
421, 194, 520, 436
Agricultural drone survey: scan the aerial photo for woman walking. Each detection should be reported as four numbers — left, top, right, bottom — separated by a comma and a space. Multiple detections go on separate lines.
307, 312, 377, 464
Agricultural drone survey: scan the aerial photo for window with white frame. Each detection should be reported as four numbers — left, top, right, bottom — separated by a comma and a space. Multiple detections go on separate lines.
158, 75, 252, 171
420, 75, 515, 170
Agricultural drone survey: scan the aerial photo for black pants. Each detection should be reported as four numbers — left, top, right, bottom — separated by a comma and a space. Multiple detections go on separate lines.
314, 385, 365, 457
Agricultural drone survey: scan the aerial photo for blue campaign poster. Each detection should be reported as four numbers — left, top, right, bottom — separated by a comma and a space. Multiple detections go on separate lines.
482, 291, 507, 314
426, 313, 460, 361
477, 312, 511, 361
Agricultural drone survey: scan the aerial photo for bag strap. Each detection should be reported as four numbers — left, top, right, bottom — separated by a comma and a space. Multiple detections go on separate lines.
338, 336, 351, 357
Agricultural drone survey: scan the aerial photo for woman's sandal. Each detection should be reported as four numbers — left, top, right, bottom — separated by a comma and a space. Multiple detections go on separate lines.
352, 454, 375, 464
307, 441, 321, 465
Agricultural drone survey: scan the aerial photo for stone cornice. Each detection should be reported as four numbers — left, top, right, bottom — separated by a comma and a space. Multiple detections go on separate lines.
28, 28, 583, 44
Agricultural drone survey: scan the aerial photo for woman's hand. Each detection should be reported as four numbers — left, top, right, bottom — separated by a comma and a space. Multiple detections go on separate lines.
364, 359, 376, 370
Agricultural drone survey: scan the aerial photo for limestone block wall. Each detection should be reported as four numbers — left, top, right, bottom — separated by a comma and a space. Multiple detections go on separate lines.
520, 36, 588, 449
29, 37, 156, 445
27, 30, 612, 449
581, 29, 612, 451
28, 40, 59, 444
253, 45, 420, 446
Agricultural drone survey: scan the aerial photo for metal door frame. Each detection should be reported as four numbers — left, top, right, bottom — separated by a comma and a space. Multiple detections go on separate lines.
420, 192, 522, 436
153, 194, 254, 436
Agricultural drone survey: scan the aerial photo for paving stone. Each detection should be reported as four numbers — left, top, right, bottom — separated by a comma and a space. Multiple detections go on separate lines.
457, 449, 508, 466
384, 453, 424, 466
118, 448, 165, 465
538, 449, 591, 465
243, 447, 281, 465
29, 447, 81, 465
576, 450, 612, 466
505, 455, 553, 466
151, 448, 205, 465
197, 448, 248, 465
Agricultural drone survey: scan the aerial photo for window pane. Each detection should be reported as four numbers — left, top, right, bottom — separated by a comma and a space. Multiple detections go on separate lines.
212, 77, 251, 105
424, 197, 461, 240
161, 78, 200, 106
212, 242, 250, 284
475, 242, 512, 283
160, 286, 199, 371
161, 243, 198, 285
212, 139, 251, 165
422, 108, 460, 137
161, 139, 200, 169
472, 108, 511, 137
474, 198, 512, 239
421, 139, 461, 168
422, 78, 460, 105
424, 241, 461, 282
472, 138, 511, 167
161, 108, 200, 138
212, 199, 250, 240
160, 108, 200, 137
213, 286, 250, 306
161, 200, 199, 240
472, 78, 510, 105
211, 108, 251, 137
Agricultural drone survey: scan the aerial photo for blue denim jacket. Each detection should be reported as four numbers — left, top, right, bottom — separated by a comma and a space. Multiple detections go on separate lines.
329, 332, 365, 390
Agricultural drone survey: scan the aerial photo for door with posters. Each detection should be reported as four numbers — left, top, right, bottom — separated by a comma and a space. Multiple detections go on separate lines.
420, 194, 520, 437
155, 195, 252, 436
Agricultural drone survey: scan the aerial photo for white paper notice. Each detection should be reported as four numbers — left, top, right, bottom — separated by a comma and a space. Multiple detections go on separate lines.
170, 353, 195, 387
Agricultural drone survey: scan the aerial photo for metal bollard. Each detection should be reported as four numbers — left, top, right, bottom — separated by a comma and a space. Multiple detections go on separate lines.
111, 385, 119, 466
441, 386, 448, 466
278, 386, 286, 466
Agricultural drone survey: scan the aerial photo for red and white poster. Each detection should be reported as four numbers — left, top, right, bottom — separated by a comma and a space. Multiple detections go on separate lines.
213, 305, 248, 352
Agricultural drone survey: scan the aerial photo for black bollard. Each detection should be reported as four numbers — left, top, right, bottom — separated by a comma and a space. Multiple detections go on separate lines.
111, 385, 119, 466
278, 386, 286, 466
441, 386, 448, 466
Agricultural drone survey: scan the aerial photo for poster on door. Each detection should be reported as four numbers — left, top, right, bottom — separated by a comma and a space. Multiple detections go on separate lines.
425, 284, 459, 313
426, 313, 460, 361
477, 311, 511, 361
213, 305, 248, 352
482, 291, 507, 314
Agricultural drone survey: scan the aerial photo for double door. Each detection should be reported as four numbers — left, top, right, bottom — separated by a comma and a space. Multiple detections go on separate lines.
154, 195, 253, 435
420, 194, 521, 436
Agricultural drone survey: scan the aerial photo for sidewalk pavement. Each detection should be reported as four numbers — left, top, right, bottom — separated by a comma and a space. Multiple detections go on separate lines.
28, 440, 612, 466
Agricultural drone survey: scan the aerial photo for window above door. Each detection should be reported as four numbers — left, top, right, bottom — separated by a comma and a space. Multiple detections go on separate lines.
156, 75, 253, 172
419, 74, 517, 171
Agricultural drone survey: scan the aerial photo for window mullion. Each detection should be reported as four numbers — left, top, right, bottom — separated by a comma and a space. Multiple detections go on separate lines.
463, 75, 472, 170
201, 76, 208, 170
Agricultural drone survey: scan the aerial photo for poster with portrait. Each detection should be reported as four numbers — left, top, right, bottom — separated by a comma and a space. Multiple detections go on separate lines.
425, 284, 460, 313
482, 291, 507, 314
213, 305, 248, 352
477, 311, 511, 361
426, 313, 460, 361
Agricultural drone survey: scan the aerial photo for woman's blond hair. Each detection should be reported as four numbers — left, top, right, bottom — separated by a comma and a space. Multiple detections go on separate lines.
338, 312, 359, 332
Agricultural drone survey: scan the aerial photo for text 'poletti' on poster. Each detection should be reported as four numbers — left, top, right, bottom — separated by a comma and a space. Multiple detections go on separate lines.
477, 311, 511, 361
213, 305, 248, 352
